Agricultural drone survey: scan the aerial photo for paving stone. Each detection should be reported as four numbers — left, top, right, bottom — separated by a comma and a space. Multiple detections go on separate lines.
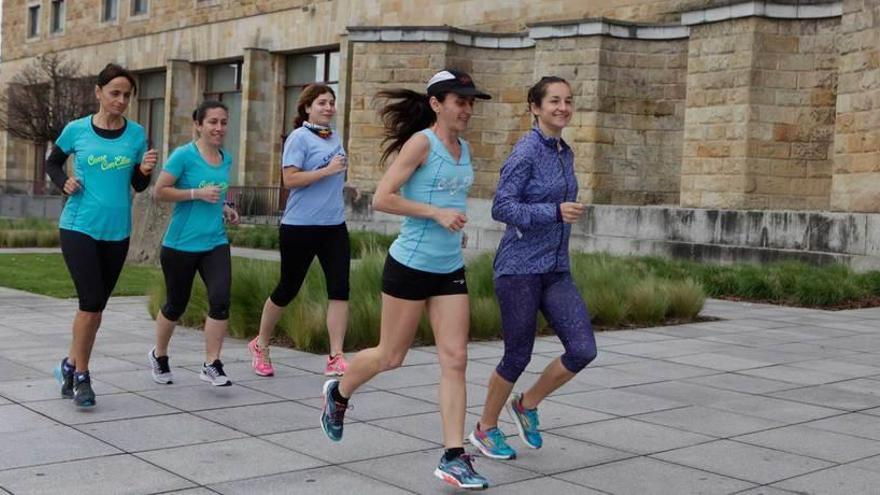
773, 465, 880, 494
734, 424, 880, 463
0, 425, 120, 470
0, 454, 194, 495
653, 440, 833, 484
548, 389, 686, 416
77, 413, 245, 452
634, 406, 786, 438
210, 466, 411, 494
136, 437, 326, 485
803, 413, 880, 441
769, 384, 880, 411
263, 423, 437, 463
491, 477, 605, 494
27, 393, 178, 425
139, 384, 281, 411
0, 404, 61, 432
710, 395, 843, 423
556, 457, 754, 495
194, 400, 320, 435
302, 390, 438, 421
666, 352, 776, 371
606, 360, 718, 380
552, 417, 714, 455
0, 377, 126, 402
683, 373, 798, 394
738, 365, 851, 386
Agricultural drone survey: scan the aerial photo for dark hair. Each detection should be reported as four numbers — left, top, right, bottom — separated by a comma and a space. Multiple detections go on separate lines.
527, 76, 570, 119
375, 88, 451, 166
294, 84, 336, 129
192, 100, 229, 124
96, 63, 137, 94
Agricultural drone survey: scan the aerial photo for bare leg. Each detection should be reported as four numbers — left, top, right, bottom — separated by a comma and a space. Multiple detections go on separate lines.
154, 312, 176, 357
427, 294, 470, 449
256, 298, 284, 348
204, 317, 227, 363
326, 299, 348, 356
338, 294, 423, 397
521, 357, 576, 409
479, 371, 515, 429
68, 310, 102, 372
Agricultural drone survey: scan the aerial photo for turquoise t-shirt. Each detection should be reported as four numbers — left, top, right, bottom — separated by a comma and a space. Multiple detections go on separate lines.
388, 129, 473, 273
281, 126, 346, 226
56, 116, 147, 241
161, 142, 232, 252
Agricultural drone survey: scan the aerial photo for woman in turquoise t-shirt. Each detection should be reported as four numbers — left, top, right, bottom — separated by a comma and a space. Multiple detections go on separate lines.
319, 70, 492, 490
148, 101, 240, 387
50, 63, 157, 409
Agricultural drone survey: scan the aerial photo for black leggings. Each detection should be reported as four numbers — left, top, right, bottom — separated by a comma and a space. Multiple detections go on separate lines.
160, 244, 231, 321
270, 223, 350, 306
60, 229, 129, 312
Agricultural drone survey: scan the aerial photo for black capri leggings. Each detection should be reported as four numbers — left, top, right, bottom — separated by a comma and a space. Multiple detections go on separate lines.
160, 244, 231, 321
269, 223, 350, 306
60, 229, 130, 312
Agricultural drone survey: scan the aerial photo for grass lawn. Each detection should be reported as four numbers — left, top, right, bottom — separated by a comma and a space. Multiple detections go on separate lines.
0, 253, 159, 298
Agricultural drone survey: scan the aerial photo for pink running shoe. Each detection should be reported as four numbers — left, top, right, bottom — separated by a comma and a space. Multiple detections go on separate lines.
324, 354, 348, 376
248, 337, 274, 377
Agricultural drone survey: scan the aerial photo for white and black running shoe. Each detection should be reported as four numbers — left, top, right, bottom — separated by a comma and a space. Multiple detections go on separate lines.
200, 359, 232, 387
148, 347, 174, 384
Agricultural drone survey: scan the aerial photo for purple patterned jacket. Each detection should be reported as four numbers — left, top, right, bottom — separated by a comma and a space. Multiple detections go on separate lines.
492, 128, 577, 276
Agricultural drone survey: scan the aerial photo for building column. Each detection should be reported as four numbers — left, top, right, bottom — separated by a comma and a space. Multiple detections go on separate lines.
239, 47, 274, 186
831, 0, 880, 212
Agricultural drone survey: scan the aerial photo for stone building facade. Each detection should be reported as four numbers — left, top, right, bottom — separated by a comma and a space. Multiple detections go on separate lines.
0, 0, 877, 215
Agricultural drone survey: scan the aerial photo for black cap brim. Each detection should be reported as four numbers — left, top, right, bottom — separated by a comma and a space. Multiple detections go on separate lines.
450, 87, 492, 100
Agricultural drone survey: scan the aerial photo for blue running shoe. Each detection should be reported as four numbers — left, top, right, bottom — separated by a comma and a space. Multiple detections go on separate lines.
506, 393, 542, 449
320, 379, 349, 442
54, 358, 74, 399
468, 424, 516, 460
73, 371, 96, 408
434, 453, 489, 490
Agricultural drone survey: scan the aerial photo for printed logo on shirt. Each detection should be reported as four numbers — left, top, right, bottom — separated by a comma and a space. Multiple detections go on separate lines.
316, 145, 345, 170
198, 180, 229, 193
437, 175, 473, 196
87, 154, 134, 171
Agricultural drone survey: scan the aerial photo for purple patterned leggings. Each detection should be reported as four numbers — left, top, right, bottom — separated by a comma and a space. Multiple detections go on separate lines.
494, 272, 597, 383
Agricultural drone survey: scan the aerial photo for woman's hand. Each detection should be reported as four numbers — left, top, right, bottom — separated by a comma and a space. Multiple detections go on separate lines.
560, 202, 586, 224
433, 208, 468, 232
140, 149, 158, 175
63, 177, 82, 195
223, 205, 240, 225
197, 186, 222, 203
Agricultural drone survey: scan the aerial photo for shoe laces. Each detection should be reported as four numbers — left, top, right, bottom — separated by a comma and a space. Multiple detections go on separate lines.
331, 399, 352, 423
156, 354, 171, 373
458, 453, 478, 472
206, 361, 226, 377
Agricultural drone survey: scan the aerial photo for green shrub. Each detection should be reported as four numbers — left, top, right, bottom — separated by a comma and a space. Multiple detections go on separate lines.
665, 278, 706, 320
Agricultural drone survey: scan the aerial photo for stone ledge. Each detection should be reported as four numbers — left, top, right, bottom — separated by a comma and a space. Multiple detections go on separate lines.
681, 1, 842, 26
347, 26, 535, 48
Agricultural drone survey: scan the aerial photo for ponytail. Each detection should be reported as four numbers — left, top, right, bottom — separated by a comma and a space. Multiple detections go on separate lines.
376, 89, 446, 166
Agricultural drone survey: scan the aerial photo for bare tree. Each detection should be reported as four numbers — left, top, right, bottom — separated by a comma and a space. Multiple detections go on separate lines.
0, 52, 97, 144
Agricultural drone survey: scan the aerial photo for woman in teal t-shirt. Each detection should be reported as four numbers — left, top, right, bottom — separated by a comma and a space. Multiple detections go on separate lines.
148, 101, 240, 387
50, 63, 157, 409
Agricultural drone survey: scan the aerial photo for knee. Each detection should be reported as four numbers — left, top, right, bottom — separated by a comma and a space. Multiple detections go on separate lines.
562, 347, 598, 373
496, 354, 531, 383
379, 350, 406, 371
208, 299, 230, 320
161, 303, 184, 322
79, 297, 107, 313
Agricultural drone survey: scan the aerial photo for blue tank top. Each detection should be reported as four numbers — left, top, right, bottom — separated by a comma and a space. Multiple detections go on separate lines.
388, 129, 474, 273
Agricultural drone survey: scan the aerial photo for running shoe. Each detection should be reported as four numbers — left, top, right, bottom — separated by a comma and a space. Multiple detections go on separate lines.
434, 453, 489, 490
506, 393, 542, 449
72, 371, 96, 408
248, 337, 274, 377
468, 424, 517, 460
54, 357, 74, 399
148, 347, 174, 384
200, 359, 232, 386
324, 353, 348, 376
320, 379, 349, 442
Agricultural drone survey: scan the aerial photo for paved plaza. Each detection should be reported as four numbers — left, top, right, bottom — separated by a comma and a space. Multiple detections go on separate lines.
2, 286, 880, 494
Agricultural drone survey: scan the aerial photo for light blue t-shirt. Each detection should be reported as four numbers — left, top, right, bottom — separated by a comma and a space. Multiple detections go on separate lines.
56, 116, 147, 241
281, 126, 346, 226
161, 142, 232, 252
388, 129, 473, 274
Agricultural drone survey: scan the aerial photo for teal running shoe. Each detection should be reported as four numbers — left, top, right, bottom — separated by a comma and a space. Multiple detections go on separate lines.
54, 358, 74, 399
506, 393, 542, 449
468, 424, 516, 460
320, 379, 349, 442
434, 453, 489, 490
73, 371, 96, 408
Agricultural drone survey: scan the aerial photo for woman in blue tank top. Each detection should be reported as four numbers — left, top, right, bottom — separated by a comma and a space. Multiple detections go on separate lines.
319, 70, 492, 490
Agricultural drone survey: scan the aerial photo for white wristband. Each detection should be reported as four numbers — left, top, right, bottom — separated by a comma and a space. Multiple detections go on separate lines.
190, 189, 194, 200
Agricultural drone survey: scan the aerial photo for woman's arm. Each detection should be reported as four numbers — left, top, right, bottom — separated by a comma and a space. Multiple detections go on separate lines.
372, 133, 466, 232
152, 171, 221, 204
491, 150, 562, 229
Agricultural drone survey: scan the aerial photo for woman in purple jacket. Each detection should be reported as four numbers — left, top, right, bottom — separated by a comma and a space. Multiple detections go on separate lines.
469, 76, 597, 460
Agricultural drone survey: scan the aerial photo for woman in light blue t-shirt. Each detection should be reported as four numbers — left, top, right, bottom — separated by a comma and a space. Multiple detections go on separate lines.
148, 101, 240, 388
319, 70, 492, 490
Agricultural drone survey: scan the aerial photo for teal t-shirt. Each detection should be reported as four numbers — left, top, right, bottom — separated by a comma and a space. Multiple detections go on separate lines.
56, 116, 147, 241
388, 129, 473, 273
161, 142, 232, 252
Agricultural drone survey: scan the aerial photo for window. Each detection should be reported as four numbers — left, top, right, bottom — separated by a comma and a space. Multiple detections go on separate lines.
102, 0, 118, 22
51, 0, 65, 34
137, 72, 165, 157
204, 62, 243, 184
131, 0, 148, 16
284, 50, 340, 135
27, 4, 41, 38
